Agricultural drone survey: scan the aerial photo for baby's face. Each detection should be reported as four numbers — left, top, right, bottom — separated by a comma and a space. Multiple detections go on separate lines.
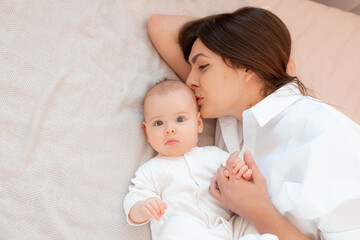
143, 89, 203, 157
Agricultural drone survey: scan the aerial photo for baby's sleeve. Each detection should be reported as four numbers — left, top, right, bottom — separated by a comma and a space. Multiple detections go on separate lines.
216, 147, 230, 167
123, 162, 160, 226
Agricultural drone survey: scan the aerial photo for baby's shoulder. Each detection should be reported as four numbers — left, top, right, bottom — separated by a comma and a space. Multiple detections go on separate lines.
135, 155, 165, 173
197, 146, 230, 161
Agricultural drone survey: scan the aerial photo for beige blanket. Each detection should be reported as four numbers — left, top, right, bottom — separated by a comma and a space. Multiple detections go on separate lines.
1, 0, 359, 239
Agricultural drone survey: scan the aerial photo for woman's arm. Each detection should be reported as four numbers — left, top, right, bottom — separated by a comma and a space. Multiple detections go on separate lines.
148, 14, 196, 81
210, 151, 309, 240
148, 14, 297, 81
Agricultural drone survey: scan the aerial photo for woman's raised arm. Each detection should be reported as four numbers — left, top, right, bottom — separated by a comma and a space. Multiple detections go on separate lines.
148, 14, 196, 82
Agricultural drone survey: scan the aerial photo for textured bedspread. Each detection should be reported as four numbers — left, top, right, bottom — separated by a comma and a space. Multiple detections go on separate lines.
1, 0, 359, 239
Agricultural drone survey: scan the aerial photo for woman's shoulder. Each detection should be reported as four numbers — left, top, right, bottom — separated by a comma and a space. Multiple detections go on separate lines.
290, 96, 359, 131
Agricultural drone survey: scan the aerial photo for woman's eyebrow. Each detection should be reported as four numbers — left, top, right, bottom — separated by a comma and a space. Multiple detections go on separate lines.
191, 53, 209, 64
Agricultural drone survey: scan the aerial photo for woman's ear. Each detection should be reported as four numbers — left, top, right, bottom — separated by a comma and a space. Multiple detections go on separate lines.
286, 58, 296, 77
197, 112, 203, 133
142, 122, 149, 142
244, 68, 255, 83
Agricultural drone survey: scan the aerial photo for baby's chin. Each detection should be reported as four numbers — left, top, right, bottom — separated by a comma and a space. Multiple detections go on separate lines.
158, 149, 187, 157
157, 146, 194, 157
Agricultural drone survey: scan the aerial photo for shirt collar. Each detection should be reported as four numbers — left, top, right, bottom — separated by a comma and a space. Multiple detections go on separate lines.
248, 83, 303, 127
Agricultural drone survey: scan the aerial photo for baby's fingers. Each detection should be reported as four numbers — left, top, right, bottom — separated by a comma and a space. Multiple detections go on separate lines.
233, 159, 245, 174
150, 200, 161, 215
242, 169, 253, 181
236, 164, 249, 179
155, 199, 167, 215
144, 207, 155, 220
145, 204, 160, 221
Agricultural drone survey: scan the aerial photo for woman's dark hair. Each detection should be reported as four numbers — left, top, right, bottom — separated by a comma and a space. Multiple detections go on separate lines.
179, 7, 308, 96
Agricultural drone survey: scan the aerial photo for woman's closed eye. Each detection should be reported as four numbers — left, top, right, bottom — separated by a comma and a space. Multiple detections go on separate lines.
154, 120, 163, 126
198, 64, 209, 70
176, 116, 185, 123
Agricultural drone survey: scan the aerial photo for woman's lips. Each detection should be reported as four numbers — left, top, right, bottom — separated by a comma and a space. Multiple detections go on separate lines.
196, 96, 204, 105
165, 139, 179, 145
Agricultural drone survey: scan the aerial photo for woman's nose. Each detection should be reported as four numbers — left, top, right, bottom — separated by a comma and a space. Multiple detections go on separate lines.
186, 71, 199, 89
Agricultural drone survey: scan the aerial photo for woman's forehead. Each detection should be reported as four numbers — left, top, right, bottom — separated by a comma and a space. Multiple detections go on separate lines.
189, 39, 221, 63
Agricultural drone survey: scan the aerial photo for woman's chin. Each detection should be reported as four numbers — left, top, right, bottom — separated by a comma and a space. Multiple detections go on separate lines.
200, 110, 218, 119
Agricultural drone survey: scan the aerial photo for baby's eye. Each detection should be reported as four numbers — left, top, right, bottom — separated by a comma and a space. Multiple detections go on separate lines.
176, 117, 185, 123
154, 120, 163, 126
198, 64, 209, 70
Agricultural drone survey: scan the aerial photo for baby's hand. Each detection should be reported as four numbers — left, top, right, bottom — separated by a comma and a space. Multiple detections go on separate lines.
230, 156, 253, 180
140, 197, 167, 221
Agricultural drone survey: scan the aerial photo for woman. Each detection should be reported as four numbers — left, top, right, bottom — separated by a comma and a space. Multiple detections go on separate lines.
147, 7, 360, 240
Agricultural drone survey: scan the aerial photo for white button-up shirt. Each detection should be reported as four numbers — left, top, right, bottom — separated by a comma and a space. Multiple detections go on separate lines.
215, 83, 360, 240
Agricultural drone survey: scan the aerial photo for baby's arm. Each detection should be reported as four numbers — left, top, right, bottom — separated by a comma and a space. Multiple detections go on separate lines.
129, 197, 167, 223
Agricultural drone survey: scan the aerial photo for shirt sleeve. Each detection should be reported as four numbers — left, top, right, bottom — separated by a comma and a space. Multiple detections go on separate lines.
270, 110, 360, 239
318, 199, 360, 240
123, 161, 160, 226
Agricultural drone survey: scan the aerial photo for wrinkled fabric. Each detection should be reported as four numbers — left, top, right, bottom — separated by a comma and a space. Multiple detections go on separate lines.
216, 83, 360, 240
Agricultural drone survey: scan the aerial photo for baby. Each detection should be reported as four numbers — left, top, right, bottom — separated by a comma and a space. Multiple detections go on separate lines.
123, 79, 277, 240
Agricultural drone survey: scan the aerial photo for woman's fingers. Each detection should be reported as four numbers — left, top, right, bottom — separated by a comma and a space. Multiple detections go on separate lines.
209, 174, 222, 202
224, 168, 230, 177
243, 151, 264, 183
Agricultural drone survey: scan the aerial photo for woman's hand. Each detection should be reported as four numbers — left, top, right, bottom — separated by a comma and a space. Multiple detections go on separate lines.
210, 151, 273, 223
210, 151, 310, 240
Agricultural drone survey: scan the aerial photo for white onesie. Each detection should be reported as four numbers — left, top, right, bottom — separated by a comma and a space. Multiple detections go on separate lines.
123, 146, 277, 240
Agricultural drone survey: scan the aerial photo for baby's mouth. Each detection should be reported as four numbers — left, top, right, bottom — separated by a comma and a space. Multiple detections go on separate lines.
165, 139, 179, 145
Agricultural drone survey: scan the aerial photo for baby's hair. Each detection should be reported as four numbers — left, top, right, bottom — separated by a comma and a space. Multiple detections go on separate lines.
143, 78, 196, 106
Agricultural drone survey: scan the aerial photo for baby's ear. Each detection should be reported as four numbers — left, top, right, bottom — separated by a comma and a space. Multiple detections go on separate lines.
197, 112, 203, 133
142, 122, 149, 142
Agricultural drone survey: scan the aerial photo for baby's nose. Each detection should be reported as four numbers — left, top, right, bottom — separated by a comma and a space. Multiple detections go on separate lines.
165, 124, 176, 134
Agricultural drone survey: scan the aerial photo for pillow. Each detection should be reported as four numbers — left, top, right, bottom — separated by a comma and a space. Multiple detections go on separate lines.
253, 0, 360, 124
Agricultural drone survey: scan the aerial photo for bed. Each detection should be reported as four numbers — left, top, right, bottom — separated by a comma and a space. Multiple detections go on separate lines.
1, 0, 359, 239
